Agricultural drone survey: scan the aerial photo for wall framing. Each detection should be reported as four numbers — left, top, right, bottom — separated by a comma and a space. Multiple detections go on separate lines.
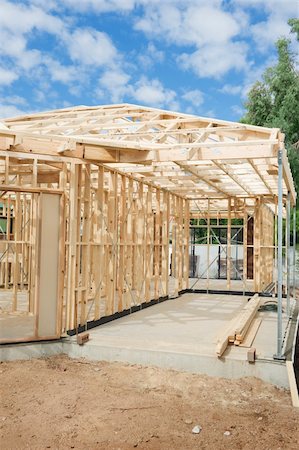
0, 103, 296, 345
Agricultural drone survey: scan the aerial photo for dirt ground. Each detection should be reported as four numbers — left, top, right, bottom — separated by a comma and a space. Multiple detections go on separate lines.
0, 355, 298, 450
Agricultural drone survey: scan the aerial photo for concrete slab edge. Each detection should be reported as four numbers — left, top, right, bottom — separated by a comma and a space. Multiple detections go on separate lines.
0, 339, 289, 389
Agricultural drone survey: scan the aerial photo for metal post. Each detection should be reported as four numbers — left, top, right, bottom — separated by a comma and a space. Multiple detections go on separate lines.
274, 149, 284, 360
286, 192, 291, 316
293, 206, 297, 299
274, 200, 278, 296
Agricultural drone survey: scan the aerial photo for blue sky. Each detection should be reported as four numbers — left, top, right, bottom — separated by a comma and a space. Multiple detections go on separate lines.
0, 0, 298, 121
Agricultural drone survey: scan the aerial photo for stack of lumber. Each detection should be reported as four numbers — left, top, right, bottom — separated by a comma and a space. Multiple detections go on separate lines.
216, 294, 261, 357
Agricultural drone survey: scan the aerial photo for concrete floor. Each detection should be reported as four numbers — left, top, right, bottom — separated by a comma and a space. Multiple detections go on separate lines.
1, 292, 294, 388
78, 294, 250, 356
68, 293, 288, 358
63, 293, 291, 387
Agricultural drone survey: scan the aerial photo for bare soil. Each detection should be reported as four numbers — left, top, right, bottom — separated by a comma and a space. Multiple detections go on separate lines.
0, 355, 298, 450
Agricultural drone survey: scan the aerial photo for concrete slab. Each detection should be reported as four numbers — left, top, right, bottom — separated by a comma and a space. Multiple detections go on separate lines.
63, 293, 290, 387
0, 340, 63, 361
0, 293, 292, 388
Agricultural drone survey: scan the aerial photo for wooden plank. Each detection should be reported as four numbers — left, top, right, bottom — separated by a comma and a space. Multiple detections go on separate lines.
254, 198, 261, 292
286, 361, 299, 408
235, 294, 260, 341
12, 189, 21, 312
80, 165, 91, 325
183, 198, 190, 290
117, 174, 126, 312
216, 294, 260, 355
65, 162, 79, 330
215, 315, 240, 357
106, 171, 117, 316
243, 203, 248, 293
125, 178, 134, 308
136, 182, 145, 301
238, 318, 262, 347
145, 187, 153, 302
227, 198, 231, 290
207, 199, 210, 292
161, 191, 170, 295
154, 189, 161, 299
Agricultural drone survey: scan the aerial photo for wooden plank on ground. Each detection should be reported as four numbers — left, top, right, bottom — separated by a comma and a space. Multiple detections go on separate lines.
215, 316, 240, 357
286, 361, 299, 408
235, 294, 260, 342
216, 294, 260, 356
238, 318, 262, 347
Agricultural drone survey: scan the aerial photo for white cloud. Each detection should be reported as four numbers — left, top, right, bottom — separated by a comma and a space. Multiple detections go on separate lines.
220, 84, 243, 95
0, 104, 27, 119
1, 0, 296, 118
66, 28, 118, 66
231, 104, 244, 117
97, 67, 179, 109
134, 2, 249, 79
182, 89, 204, 107
0, 0, 65, 35
204, 109, 217, 118
0, 0, 122, 97
135, 3, 241, 47
0, 0, 64, 74
0, 29, 42, 70
98, 70, 131, 102
232, 0, 298, 52
132, 77, 176, 107
0, 95, 28, 106
232, 0, 298, 17
0, 0, 120, 74
68, 0, 136, 12
0, 67, 18, 86
135, 4, 182, 41
182, 5, 241, 46
42, 57, 81, 84
33, 89, 47, 103
251, 17, 295, 52
179, 41, 248, 79
138, 43, 164, 68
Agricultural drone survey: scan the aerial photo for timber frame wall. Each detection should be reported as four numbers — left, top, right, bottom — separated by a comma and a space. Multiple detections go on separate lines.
189, 197, 275, 293
0, 156, 189, 335
63, 162, 189, 332
0, 103, 296, 342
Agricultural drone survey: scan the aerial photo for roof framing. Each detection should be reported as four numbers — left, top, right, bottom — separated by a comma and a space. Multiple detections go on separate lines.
0, 103, 296, 206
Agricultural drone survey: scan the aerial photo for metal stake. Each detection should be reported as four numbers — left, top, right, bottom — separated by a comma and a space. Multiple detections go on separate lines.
274, 149, 285, 360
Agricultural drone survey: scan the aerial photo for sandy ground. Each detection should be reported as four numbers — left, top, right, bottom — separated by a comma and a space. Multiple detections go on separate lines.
0, 355, 298, 450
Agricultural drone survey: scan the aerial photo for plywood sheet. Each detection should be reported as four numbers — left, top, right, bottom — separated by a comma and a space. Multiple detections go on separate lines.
38, 194, 60, 337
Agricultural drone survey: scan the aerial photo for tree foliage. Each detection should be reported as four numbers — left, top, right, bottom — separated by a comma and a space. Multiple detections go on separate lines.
241, 19, 299, 234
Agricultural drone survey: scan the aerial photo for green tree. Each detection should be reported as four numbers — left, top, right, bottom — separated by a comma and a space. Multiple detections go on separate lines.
241, 19, 299, 234
288, 18, 299, 40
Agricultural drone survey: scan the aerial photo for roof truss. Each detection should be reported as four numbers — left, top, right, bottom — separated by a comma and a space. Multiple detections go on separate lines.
0, 103, 296, 205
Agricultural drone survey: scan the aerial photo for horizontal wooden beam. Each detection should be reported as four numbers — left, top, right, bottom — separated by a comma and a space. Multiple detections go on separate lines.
0, 185, 63, 194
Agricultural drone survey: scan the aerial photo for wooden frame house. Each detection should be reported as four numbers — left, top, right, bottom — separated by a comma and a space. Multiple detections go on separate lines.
0, 104, 296, 356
